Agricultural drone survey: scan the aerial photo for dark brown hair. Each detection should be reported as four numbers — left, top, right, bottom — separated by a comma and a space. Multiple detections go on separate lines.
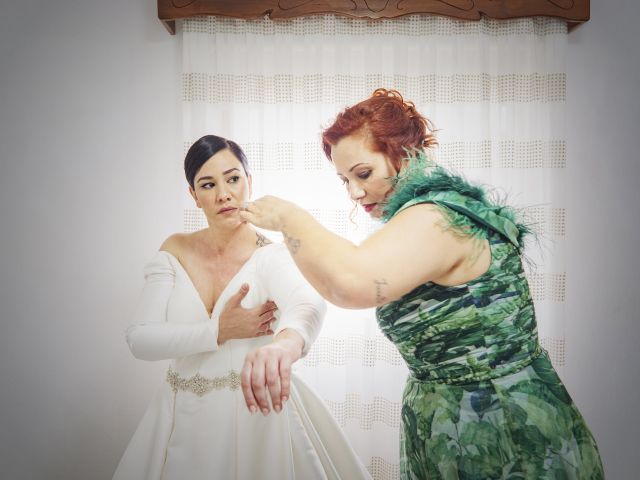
184, 135, 249, 188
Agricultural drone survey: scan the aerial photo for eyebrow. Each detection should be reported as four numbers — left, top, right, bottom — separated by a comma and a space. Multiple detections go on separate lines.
336, 163, 365, 176
197, 168, 240, 183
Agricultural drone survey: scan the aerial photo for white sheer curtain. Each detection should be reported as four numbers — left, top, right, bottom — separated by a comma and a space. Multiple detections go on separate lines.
180, 15, 567, 479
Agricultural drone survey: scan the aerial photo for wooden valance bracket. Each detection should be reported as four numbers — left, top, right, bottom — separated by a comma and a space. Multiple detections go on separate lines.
158, 0, 590, 35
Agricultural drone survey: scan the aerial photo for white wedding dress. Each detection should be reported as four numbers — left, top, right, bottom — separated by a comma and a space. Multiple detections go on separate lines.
113, 243, 371, 480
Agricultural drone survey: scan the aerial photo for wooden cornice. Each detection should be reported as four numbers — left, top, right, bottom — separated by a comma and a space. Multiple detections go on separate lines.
158, 0, 590, 35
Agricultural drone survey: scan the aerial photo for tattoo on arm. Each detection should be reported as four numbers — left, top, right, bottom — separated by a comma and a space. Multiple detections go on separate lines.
374, 278, 388, 304
282, 228, 301, 255
255, 232, 272, 248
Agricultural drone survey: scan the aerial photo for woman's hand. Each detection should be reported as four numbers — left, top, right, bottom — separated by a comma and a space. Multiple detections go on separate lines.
239, 196, 299, 232
217, 284, 277, 345
240, 329, 304, 415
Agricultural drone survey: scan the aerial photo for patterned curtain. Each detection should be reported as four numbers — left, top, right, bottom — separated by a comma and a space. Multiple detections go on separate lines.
180, 15, 567, 479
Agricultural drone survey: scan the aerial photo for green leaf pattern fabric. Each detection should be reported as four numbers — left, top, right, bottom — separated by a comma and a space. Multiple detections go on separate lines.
376, 165, 604, 479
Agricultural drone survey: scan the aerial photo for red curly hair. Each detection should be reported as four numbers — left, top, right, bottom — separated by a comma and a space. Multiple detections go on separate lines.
322, 89, 437, 170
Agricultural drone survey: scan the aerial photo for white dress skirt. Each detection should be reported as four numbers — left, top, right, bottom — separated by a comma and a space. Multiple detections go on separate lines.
113, 244, 371, 480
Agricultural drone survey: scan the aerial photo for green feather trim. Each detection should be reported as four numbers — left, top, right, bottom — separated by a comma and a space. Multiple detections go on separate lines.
382, 150, 532, 252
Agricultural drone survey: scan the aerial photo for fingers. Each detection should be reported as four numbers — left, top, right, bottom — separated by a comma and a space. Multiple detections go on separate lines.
241, 356, 259, 415
266, 355, 283, 413
256, 301, 277, 337
256, 327, 274, 337
259, 319, 274, 335
258, 300, 278, 317
238, 198, 279, 231
279, 356, 292, 408
251, 354, 271, 416
228, 283, 250, 307
242, 346, 290, 416
238, 210, 255, 224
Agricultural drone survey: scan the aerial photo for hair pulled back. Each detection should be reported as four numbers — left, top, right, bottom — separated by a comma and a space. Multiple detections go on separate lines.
321, 88, 437, 169
184, 135, 249, 188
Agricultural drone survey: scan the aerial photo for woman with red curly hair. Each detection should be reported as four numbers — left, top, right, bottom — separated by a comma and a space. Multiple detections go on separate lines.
240, 89, 604, 479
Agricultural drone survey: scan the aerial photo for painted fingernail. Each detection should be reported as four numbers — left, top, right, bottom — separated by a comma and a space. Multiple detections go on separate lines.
261, 408, 269, 416
274, 405, 281, 413
249, 406, 257, 414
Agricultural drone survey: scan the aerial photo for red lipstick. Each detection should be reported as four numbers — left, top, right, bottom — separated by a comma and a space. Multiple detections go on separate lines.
217, 207, 237, 214
363, 203, 377, 213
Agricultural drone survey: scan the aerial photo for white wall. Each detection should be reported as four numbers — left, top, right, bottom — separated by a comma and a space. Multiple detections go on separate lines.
565, 0, 640, 477
0, 1, 638, 479
0, 1, 183, 478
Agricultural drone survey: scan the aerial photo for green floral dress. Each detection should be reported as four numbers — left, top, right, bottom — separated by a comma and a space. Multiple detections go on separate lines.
377, 156, 604, 479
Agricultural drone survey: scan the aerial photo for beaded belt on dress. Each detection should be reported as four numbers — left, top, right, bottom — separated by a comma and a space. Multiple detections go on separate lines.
166, 367, 241, 396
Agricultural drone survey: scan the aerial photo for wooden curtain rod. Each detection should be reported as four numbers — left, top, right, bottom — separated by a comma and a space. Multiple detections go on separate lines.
158, 0, 590, 35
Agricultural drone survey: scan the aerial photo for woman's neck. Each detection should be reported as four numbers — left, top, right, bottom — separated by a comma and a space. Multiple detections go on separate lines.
201, 223, 256, 257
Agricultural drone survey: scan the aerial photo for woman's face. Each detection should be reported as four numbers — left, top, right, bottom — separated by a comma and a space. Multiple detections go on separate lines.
189, 149, 251, 227
331, 133, 398, 219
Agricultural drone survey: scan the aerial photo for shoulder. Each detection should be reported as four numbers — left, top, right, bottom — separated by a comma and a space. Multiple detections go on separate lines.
385, 201, 447, 234
159, 232, 188, 257
377, 200, 484, 272
381, 201, 466, 260
151, 232, 196, 276
255, 231, 273, 248
159, 231, 206, 260
255, 241, 287, 259
388, 197, 482, 244
388, 190, 457, 221
255, 242, 292, 269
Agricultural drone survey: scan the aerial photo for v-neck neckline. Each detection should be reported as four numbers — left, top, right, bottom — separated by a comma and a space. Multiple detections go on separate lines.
161, 248, 262, 319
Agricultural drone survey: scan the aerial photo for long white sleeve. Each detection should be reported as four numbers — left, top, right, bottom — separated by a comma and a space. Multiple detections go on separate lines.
125, 251, 219, 361
260, 244, 326, 356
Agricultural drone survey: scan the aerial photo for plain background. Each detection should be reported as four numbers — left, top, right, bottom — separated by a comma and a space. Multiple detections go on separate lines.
0, 0, 638, 478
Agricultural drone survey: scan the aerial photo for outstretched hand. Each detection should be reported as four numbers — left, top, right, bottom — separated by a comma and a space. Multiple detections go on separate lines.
239, 196, 297, 231
217, 284, 277, 345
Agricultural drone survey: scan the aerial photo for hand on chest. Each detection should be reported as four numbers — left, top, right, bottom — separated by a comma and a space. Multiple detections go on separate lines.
173, 253, 268, 319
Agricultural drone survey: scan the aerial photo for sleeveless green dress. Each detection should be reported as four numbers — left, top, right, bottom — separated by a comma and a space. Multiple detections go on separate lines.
377, 157, 604, 479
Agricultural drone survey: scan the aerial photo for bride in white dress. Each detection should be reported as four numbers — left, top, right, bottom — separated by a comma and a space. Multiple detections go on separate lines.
113, 135, 371, 480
